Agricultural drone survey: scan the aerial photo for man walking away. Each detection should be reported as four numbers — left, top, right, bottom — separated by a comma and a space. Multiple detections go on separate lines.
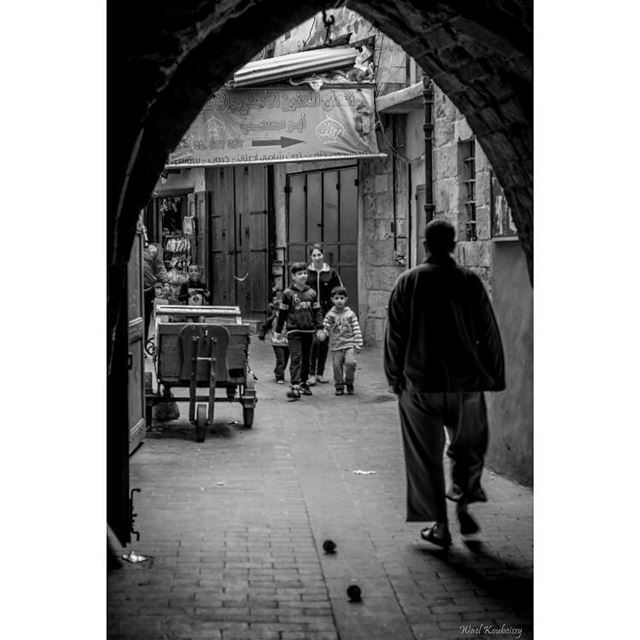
384, 219, 505, 547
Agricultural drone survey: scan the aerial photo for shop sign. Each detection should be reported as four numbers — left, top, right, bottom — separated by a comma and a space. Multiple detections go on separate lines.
166, 86, 382, 167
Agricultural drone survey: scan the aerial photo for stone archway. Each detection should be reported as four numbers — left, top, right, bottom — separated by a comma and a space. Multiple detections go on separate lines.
107, 0, 532, 540
109, 0, 532, 280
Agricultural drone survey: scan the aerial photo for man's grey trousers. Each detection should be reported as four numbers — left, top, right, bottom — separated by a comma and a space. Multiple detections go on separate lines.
397, 390, 488, 523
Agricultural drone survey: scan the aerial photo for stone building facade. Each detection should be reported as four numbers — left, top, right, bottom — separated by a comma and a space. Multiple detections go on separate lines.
270, 9, 532, 486
150, 7, 532, 485
270, 8, 522, 332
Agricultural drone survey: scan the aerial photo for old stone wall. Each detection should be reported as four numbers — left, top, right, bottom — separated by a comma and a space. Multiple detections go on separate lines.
429, 86, 494, 289
359, 114, 408, 342
487, 241, 534, 486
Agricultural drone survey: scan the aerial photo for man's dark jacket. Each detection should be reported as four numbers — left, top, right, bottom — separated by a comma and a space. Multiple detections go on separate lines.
384, 255, 505, 393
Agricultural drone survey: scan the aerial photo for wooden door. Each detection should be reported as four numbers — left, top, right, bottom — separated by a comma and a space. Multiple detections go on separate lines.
286, 166, 359, 304
210, 166, 269, 316
127, 230, 146, 453
210, 167, 236, 306
235, 165, 269, 316
287, 172, 307, 265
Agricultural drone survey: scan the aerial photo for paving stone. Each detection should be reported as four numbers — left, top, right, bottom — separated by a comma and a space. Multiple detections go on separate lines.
108, 341, 532, 639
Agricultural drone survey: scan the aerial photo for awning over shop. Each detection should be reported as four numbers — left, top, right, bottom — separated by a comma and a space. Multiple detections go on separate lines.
166, 85, 383, 167
376, 81, 424, 113
233, 47, 358, 87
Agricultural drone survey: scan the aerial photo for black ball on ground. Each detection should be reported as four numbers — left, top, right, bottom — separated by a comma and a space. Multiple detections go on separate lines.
322, 539, 336, 554
347, 584, 361, 602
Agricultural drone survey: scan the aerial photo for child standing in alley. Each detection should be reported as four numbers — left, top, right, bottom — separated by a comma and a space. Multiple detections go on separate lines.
178, 264, 210, 305
274, 262, 324, 400
321, 286, 363, 396
257, 290, 290, 384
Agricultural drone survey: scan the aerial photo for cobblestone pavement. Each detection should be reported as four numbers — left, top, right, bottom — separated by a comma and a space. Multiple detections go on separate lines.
108, 339, 533, 640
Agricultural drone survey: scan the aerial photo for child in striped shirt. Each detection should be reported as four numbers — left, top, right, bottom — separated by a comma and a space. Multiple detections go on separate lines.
320, 286, 363, 396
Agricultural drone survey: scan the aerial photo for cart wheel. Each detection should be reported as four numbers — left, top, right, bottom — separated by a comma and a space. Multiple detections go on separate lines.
242, 406, 254, 429
195, 404, 207, 442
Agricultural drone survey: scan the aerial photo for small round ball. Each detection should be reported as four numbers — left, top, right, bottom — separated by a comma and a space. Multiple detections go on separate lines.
322, 539, 336, 554
347, 585, 362, 602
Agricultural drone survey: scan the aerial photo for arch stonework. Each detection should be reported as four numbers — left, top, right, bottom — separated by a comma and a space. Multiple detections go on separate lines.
107, 1, 532, 538
109, 0, 532, 279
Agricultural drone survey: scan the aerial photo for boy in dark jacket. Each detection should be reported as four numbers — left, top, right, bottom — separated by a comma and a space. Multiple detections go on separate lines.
274, 262, 324, 400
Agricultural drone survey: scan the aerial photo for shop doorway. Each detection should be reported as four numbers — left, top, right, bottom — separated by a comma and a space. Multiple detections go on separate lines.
143, 192, 195, 301
209, 165, 271, 318
145, 191, 192, 243
286, 166, 359, 305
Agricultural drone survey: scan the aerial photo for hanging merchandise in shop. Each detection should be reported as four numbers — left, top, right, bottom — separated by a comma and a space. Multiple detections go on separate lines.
167, 84, 382, 167
153, 195, 194, 301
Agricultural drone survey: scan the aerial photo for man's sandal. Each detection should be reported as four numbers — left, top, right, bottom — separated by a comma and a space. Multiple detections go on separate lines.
420, 525, 452, 548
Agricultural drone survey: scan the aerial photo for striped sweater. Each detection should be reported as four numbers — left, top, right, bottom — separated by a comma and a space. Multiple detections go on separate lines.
322, 306, 363, 351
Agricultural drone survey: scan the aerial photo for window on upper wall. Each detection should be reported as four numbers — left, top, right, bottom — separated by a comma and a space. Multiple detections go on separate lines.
490, 170, 519, 238
407, 58, 423, 85
459, 138, 477, 241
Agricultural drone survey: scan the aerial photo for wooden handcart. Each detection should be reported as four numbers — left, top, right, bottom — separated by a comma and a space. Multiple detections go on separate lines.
145, 305, 257, 442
